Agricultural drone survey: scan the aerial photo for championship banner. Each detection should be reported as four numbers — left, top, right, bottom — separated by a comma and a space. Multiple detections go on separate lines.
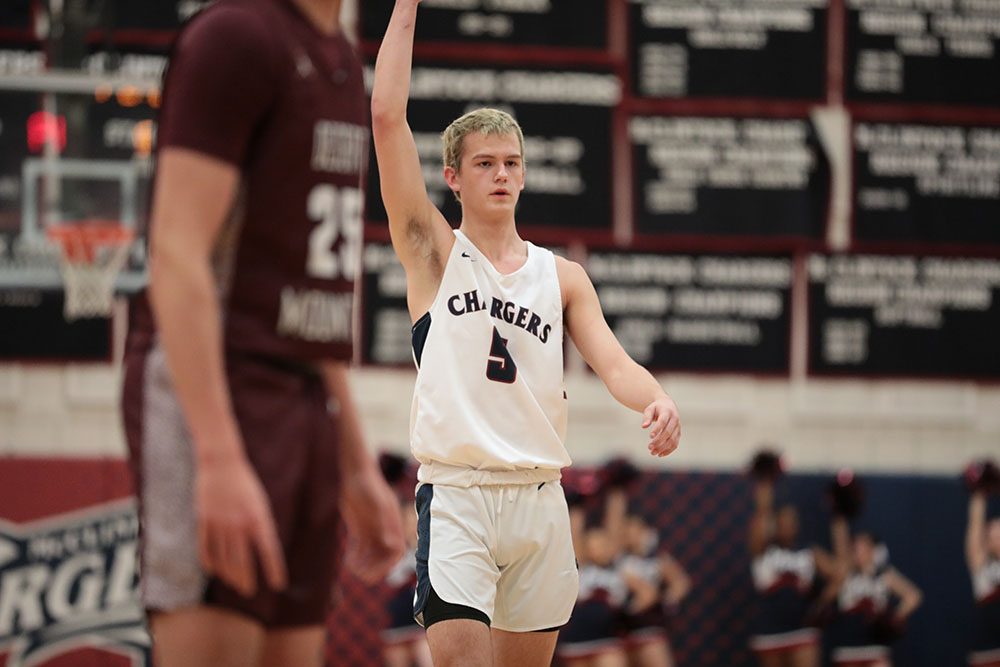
630, 115, 829, 240
853, 121, 1000, 245
587, 250, 793, 373
808, 254, 1000, 377
629, 0, 827, 100
846, 0, 1000, 107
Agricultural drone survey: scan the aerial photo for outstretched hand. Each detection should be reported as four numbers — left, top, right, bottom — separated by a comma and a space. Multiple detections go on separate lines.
642, 395, 680, 458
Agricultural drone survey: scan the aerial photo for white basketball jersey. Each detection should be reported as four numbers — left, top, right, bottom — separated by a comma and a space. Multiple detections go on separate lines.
410, 229, 570, 487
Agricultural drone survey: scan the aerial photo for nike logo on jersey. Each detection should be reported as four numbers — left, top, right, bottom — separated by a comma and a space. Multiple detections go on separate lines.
446, 289, 552, 343
461, 251, 474, 260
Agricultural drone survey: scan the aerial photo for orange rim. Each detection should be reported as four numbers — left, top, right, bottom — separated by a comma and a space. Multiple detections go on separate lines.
46, 220, 134, 263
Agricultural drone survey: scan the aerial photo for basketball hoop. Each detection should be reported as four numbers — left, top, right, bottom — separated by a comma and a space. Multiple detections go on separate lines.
46, 220, 134, 320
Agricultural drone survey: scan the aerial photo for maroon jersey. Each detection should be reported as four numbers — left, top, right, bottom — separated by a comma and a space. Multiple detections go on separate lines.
135, 0, 367, 360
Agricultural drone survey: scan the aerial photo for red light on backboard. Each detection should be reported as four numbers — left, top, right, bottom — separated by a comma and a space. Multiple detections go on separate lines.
26, 111, 67, 153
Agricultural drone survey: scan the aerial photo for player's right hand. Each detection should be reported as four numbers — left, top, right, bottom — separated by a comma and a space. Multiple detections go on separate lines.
195, 455, 288, 597
641, 393, 680, 457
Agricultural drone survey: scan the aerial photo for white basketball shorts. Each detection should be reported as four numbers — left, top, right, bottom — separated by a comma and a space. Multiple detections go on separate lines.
413, 480, 579, 633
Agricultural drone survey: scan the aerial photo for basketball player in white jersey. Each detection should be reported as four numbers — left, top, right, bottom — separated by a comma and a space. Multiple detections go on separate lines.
372, 2, 681, 664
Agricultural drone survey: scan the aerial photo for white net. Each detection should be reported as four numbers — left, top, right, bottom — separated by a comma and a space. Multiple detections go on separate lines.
57, 239, 133, 320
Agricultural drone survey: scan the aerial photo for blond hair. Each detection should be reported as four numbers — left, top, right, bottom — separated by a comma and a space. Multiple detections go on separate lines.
441, 107, 525, 180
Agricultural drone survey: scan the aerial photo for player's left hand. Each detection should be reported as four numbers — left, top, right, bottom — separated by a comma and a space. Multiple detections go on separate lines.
642, 394, 680, 457
341, 468, 405, 584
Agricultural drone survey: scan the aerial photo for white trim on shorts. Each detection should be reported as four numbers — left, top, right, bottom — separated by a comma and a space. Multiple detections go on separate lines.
750, 627, 820, 653
138, 344, 206, 610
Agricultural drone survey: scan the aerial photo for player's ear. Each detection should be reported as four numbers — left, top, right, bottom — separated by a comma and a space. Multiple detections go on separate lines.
444, 165, 461, 197
519, 164, 525, 191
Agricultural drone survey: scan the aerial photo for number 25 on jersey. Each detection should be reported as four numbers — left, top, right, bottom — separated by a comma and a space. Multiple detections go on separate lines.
306, 184, 362, 281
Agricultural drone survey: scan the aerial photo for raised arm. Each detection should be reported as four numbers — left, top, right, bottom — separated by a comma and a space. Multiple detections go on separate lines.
371, 0, 454, 317
967, 491, 988, 572
557, 257, 680, 458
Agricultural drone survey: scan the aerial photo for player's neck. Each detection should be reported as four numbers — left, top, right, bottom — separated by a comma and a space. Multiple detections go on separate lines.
458, 218, 525, 265
289, 0, 342, 34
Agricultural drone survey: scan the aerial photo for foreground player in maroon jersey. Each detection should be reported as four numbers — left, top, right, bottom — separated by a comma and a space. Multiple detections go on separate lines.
120, 1, 404, 665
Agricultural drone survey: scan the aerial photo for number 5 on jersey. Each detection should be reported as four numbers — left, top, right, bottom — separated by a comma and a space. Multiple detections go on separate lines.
487, 327, 517, 383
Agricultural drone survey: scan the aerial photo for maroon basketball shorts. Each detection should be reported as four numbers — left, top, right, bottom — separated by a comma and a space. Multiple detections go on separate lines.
122, 344, 341, 627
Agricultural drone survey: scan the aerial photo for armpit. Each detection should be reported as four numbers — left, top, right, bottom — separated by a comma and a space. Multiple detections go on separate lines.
407, 217, 443, 278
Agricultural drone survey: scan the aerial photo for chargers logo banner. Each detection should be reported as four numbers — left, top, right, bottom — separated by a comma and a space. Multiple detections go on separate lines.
0, 499, 150, 666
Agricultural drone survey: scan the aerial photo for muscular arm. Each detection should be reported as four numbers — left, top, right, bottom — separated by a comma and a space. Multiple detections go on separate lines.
557, 257, 680, 458
148, 149, 242, 467
148, 148, 286, 595
371, 0, 454, 318
142, 5, 294, 596
148, 4, 281, 471
967, 492, 987, 572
